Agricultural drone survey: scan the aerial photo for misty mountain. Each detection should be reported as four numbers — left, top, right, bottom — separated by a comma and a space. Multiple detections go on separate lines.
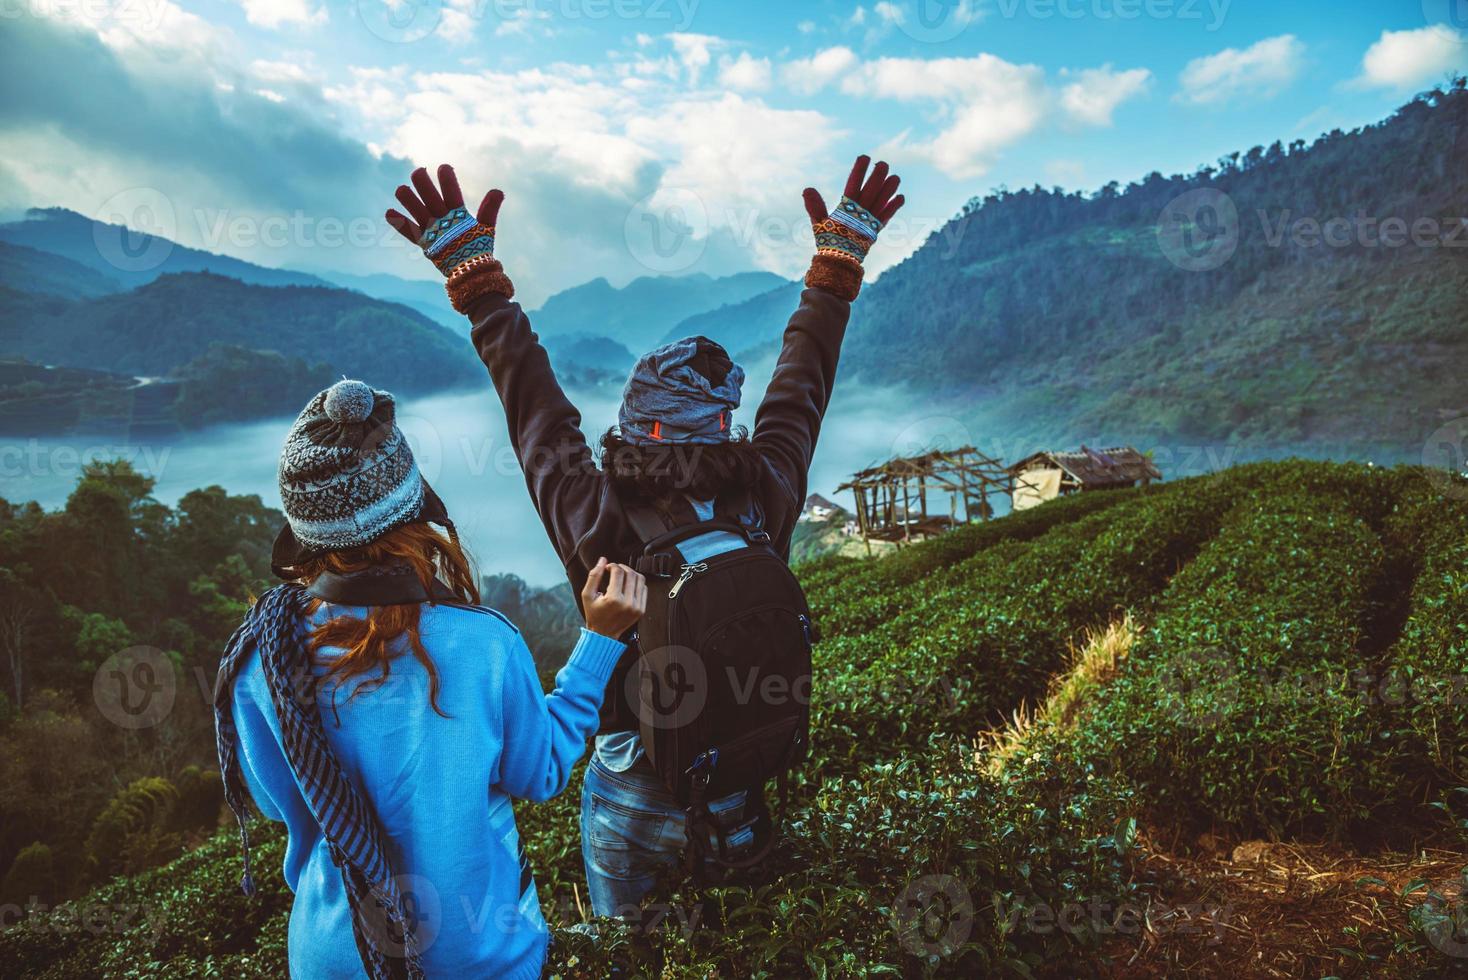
662, 280, 805, 361
528, 270, 791, 353
0, 270, 480, 394
0, 241, 121, 299
310, 268, 461, 328
0, 208, 330, 291
827, 81, 1468, 460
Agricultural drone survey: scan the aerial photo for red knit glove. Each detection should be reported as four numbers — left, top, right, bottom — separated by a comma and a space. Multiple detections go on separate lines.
386, 165, 514, 312
801, 156, 905, 301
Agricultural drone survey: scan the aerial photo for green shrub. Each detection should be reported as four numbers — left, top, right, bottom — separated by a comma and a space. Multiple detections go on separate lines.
2, 842, 58, 906
1061, 492, 1392, 837
806, 485, 1141, 640
172, 766, 224, 834
1385, 493, 1468, 791
7, 461, 1459, 978
543, 744, 1135, 977
85, 777, 182, 882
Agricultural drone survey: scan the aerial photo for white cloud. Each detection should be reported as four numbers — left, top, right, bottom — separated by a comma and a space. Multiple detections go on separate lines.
668, 32, 722, 86
842, 54, 1048, 179
321, 62, 844, 300
233, 0, 325, 30
779, 46, 858, 95
848, 6, 867, 27
718, 52, 773, 92
251, 59, 319, 85
797, 20, 816, 34
873, 1, 904, 24
1177, 34, 1304, 106
1353, 26, 1466, 90
1060, 65, 1151, 126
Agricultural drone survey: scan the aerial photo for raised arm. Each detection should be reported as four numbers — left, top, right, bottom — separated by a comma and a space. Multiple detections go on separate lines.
386, 165, 602, 561
752, 156, 906, 503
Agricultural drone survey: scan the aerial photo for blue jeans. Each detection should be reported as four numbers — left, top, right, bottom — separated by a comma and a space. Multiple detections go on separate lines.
580, 756, 755, 919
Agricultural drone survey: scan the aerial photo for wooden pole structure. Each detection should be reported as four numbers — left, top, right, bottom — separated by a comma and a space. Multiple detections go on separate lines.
958, 449, 972, 523
900, 475, 912, 543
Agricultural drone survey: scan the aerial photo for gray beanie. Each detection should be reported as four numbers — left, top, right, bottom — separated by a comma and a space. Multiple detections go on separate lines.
276, 379, 426, 554
618, 336, 744, 445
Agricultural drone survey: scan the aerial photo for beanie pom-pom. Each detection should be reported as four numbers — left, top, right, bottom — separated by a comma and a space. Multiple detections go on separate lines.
323, 380, 376, 424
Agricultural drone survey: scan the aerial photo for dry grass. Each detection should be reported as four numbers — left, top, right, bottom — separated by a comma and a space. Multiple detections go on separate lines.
1089, 829, 1468, 978
980, 613, 1138, 774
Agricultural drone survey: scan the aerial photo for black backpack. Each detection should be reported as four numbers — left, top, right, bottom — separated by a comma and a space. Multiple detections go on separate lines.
622, 489, 813, 873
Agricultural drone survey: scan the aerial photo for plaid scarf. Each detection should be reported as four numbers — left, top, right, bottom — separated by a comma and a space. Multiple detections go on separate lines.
214, 584, 426, 980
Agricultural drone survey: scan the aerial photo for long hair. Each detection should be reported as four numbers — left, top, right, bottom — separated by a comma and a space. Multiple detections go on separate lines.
297, 522, 478, 717
599, 427, 764, 504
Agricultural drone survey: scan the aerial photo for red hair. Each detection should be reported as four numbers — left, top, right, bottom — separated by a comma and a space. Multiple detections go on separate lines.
298, 523, 478, 717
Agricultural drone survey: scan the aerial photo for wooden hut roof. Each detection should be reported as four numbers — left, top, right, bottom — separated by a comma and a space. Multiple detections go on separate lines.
1008, 445, 1161, 487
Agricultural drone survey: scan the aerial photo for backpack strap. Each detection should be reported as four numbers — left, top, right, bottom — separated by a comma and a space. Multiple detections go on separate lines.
619, 493, 686, 578
716, 486, 769, 542
624, 498, 671, 546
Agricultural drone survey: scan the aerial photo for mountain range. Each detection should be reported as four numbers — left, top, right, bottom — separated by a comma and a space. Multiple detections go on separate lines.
2, 81, 1464, 457
525, 270, 792, 354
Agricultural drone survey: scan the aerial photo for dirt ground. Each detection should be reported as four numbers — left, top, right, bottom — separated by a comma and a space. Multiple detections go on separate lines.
1085, 828, 1468, 978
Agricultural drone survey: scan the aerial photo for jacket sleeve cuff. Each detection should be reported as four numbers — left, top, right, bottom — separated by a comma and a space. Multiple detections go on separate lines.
564, 627, 627, 682
804, 253, 865, 301
446, 256, 515, 312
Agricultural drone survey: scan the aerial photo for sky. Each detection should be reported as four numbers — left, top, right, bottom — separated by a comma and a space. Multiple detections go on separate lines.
0, 0, 1464, 306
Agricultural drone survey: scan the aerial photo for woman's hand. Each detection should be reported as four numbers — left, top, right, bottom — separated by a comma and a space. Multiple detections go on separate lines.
802, 156, 906, 266
385, 165, 504, 278
580, 557, 647, 639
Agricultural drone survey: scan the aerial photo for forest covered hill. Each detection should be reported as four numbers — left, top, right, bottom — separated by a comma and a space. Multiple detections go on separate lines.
845, 80, 1468, 456
3, 459, 1465, 977
527, 270, 791, 353
684, 81, 1468, 462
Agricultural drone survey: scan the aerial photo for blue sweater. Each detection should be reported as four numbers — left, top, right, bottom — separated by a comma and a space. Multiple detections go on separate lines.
231, 601, 624, 979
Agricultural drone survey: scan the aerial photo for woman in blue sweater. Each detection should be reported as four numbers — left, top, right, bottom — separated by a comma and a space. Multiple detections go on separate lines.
215, 378, 646, 979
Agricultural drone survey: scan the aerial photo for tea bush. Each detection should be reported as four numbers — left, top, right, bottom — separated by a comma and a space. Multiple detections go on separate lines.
1058, 491, 1394, 836
1385, 492, 1468, 793
3, 462, 1459, 977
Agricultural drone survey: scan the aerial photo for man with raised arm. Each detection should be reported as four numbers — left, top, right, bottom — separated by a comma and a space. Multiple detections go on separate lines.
385, 157, 905, 919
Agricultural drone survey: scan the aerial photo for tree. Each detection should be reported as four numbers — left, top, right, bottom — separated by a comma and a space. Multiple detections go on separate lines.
0, 842, 57, 905
0, 577, 37, 709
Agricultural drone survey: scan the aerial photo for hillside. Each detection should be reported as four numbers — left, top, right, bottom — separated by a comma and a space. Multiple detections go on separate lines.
0, 241, 121, 299
0, 270, 481, 395
310, 268, 462, 328
662, 279, 805, 360
528, 270, 790, 352
835, 81, 1468, 460
0, 208, 330, 291
5, 460, 1464, 977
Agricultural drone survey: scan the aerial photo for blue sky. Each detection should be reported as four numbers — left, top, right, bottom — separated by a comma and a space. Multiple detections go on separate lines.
0, 0, 1463, 304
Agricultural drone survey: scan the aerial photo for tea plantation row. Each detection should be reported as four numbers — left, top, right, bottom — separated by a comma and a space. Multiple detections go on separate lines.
3, 461, 1462, 977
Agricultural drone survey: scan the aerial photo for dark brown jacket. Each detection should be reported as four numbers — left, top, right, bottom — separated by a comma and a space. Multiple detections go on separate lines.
464, 283, 852, 730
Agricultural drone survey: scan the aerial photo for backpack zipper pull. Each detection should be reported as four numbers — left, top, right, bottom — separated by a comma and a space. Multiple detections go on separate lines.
668, 562, 707, 599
